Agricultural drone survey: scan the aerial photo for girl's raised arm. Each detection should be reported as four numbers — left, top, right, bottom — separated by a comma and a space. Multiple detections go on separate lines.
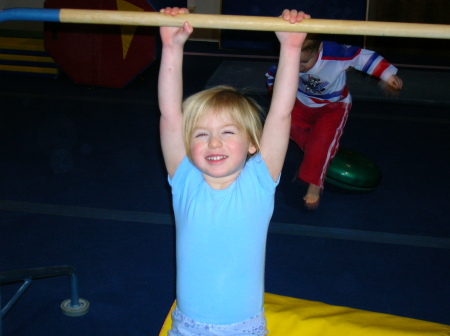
158, 7, 193, 178
260, 10, 310, 182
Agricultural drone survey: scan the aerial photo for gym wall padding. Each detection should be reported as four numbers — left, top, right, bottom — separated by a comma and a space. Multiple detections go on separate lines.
43, 0, 159, 88
220, 0, 366, 52
0, 37, 59, 78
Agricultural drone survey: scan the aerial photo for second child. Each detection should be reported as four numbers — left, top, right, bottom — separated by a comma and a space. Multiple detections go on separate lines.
266, 35, 403, 209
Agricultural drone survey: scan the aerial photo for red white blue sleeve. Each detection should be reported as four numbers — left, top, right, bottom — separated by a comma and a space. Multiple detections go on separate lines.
340, 45, 398, 82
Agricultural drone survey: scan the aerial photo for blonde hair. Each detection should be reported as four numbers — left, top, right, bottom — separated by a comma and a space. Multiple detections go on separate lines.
182, 85, 263, 161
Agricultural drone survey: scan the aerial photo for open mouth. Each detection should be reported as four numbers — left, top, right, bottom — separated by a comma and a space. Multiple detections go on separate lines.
206, 155, 227, 161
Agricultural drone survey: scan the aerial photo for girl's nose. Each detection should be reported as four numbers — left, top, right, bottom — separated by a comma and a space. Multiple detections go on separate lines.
208, 135, 222, 148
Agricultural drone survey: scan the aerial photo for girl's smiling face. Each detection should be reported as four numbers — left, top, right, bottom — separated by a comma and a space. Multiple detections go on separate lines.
190, 111, 256, 189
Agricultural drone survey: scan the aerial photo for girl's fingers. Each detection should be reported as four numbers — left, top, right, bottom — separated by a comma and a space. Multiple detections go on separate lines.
297, 12, 311, 22
183, 21, 193, 34
281, 9, 291, 20
160, 7, 177, 14
177, 7, 191, 15
289, 10, 299, 24
160, 7, 189, 15
281, 9, 310, 23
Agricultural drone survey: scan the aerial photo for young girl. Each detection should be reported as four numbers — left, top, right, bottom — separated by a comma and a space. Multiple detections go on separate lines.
158, 7, 309, 335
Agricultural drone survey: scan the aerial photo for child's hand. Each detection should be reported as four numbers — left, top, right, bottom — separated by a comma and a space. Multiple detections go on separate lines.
276, 9, 311, 48
159, 7, 193, 47
379, 74, 403, 97
379, 75, 403, 97
385, 74, 403, 90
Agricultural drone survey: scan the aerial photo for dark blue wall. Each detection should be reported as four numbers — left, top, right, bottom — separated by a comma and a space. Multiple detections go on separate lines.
147, 0, 186, 11
221, 0, 366, 51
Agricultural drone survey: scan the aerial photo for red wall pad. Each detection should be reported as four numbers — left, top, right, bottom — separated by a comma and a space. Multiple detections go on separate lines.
44, 0, 156, 88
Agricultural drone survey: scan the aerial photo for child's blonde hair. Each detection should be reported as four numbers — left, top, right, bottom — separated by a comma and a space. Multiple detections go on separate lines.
182, 85, 263, 161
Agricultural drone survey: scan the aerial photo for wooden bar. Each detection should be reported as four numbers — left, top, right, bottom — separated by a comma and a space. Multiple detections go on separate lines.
58, 9, 450, 39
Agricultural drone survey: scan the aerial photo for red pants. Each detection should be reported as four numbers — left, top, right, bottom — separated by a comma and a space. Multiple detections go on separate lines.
290, 100, 351, 188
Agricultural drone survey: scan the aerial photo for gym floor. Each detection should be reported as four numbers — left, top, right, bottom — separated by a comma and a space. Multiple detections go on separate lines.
1, 42, 449, 335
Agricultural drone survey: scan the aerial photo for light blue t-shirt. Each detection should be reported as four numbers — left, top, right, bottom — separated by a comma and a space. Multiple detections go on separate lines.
169, 153, 279, 325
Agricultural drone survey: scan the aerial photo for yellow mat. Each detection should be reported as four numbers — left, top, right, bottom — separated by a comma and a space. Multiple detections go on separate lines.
159, 293, 450, 336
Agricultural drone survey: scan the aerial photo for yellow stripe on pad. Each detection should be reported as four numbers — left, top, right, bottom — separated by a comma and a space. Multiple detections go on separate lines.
0, 37, 47, 52
0, 64, 58, 75
0, 54, 55, 63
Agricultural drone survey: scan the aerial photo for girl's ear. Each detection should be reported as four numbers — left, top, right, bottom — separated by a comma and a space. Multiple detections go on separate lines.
248, 144, 257, 155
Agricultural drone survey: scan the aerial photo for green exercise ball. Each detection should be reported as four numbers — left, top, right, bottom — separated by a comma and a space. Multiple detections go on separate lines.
325, 148, 381, 191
